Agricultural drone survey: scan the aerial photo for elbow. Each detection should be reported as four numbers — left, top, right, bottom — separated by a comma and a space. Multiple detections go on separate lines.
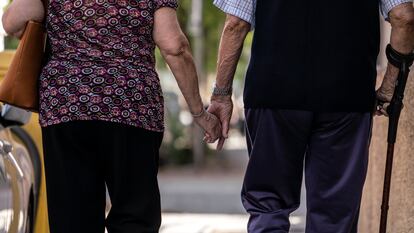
390, 4, 414, 30
159, 35, 190, 58
223, 15, 250, 37
2, 11, 23, 37
2, 12, 13, 35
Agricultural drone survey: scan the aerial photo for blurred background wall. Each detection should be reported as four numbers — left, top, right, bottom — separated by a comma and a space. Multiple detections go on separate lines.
359, 19, 414, 232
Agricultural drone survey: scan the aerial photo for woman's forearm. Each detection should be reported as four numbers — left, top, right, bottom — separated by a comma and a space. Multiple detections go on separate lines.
161, 36, 204, 115
153, 8, 204, 115
153, 7, 203, 114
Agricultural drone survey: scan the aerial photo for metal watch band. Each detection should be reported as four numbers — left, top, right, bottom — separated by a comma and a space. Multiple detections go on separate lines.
212, 84, 232, 96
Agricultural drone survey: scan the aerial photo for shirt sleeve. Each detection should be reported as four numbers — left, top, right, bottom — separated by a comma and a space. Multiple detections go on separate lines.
213, 0, 256, 29
381, 0, 413, 20
154, 0, 178, 11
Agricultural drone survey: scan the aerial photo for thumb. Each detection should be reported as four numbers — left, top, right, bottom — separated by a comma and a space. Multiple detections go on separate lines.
207, 104, 217, 115
217, 137, 225, 151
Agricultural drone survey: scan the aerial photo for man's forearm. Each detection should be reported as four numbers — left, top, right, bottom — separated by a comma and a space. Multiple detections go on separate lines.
215, 15, 251, 89
378, 3, 414, 101
390, 3, 414, 54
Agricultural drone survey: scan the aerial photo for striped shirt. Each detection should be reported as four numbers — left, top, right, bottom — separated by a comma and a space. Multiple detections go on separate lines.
213, 0, 413, 28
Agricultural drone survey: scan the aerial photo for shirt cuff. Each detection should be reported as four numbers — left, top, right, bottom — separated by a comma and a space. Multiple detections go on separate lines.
154, 0, 178, 11
213, 0, 255, 29
381, 0, 413, 20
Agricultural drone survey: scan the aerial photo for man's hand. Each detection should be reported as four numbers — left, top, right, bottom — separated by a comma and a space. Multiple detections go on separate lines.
376, 64, 399, 116
206, 14, 249, 149
376, 2, 414, 117
207, 95, 233, 150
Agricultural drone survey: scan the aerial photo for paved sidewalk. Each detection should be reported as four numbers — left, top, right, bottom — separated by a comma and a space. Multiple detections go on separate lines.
161, 214, 248, 233
161, 213, 305, 233
159, 170, 247, 214
158, 165, 306, 233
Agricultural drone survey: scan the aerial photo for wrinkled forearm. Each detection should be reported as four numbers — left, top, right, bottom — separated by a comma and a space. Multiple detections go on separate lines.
379, 3, 414, 99
215, 15, 250, 89
162, 42, 204, 115
389, 3, 414, 54
153, 8, 204, 115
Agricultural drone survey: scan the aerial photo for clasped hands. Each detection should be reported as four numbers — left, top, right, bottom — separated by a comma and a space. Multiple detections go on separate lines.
193, 95, 233, 150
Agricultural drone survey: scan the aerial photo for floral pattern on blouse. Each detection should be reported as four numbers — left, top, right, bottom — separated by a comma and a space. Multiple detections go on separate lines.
39, 0, 178, 132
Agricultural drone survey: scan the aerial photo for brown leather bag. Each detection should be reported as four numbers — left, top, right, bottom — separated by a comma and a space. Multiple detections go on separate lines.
0, 12, 48, 112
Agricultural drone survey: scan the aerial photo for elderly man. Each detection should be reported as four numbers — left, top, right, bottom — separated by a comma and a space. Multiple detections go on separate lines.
209, 0, 414, 232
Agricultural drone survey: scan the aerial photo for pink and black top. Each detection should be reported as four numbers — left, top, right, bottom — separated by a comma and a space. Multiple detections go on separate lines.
39, 0, 178, 132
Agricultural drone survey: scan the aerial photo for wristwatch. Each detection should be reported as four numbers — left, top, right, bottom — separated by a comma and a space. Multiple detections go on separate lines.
212, 83, 232, 96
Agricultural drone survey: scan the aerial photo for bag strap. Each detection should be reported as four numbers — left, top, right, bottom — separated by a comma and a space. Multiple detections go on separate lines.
39, 0, 51, 62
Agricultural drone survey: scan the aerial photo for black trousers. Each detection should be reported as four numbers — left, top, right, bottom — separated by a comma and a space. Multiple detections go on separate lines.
42, 121, 163, 233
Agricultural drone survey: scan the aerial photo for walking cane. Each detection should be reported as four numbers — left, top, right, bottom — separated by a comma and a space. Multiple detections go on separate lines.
379, 44, 414, 233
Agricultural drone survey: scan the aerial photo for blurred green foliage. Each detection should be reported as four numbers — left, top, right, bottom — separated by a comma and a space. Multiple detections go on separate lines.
159, 91, 191, 165
4, 36, 19, 50
3, 0, 19, 49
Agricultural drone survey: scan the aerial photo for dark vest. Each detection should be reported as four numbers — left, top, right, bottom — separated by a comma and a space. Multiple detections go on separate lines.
244, 0, 381, 112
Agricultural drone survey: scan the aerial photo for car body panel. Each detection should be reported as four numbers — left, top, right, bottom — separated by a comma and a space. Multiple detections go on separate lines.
0, 50, 49, 233
0, 125, 35, 233
0, 154, 13, 232
21, 115, 49, 233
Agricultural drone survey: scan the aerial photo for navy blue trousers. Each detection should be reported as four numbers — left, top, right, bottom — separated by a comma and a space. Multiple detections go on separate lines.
242, 109, 372, 233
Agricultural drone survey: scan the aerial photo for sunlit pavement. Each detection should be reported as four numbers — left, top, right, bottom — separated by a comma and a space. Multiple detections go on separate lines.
161, 214, 248, 233
160, 213, 305, 233
105, 146, 306, 233
157, 164, 306, 233
104, 213, 304, 233
104, 169, 307, 233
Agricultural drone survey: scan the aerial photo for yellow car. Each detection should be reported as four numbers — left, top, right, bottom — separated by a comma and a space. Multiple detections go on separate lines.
0, 106, 40, 233
0, 50, 49, 233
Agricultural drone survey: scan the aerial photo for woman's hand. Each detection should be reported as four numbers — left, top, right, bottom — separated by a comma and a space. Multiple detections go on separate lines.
193, 110, 222, 145
2, 0, 45, 38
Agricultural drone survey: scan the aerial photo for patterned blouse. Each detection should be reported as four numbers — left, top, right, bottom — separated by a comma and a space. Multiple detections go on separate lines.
39, 0, 178, 132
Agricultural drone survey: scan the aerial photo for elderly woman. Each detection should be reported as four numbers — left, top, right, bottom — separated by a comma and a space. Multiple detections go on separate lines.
3, 0, 221, 232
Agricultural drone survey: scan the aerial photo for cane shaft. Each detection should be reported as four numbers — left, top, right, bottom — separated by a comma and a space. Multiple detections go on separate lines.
379, 45, 414, 233
387, 62, 408, 144
379, 144, 395, 233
